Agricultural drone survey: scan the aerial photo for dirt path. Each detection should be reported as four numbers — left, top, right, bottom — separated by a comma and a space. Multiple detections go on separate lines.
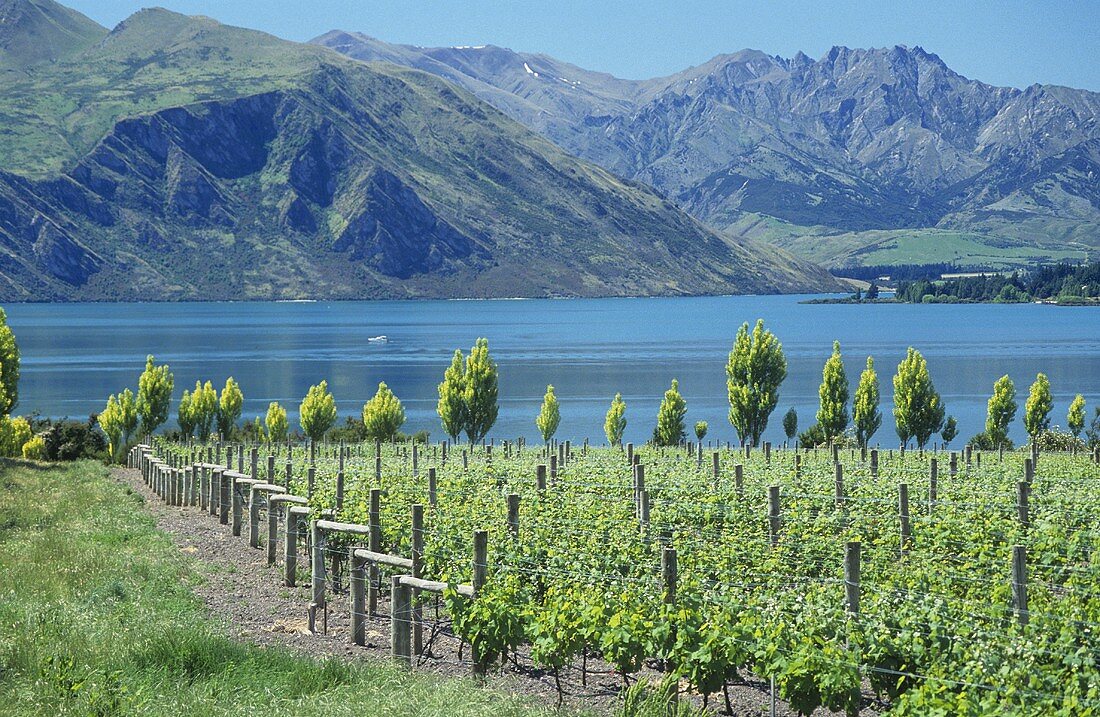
115, 465, 874, 715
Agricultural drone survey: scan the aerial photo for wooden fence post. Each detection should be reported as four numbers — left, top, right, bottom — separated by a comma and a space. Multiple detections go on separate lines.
928, 458, 938, 513
768, 486, 781, 548
368, 488, 381, 615
1012, 545, 1028, 628
1017, 481, 1030, 531
284, 507, 307, 587
734, 464, 744, 499
428, 467, 438, 507
351, 552, 366, 646
412, 504, 424, 656
391, 575, 412, 666
899, 482, 911, 556
661, 547, 677, 604
309, 520, 325, 633
507, 493, 520, 540
845, 541, 860, 615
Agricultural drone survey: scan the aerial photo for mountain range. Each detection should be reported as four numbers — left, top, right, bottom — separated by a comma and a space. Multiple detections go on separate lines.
317, 33, 1100, 269
0, 0, 837, 300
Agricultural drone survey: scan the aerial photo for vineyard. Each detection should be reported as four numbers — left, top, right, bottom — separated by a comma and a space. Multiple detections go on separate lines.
135, 438, 1100, 716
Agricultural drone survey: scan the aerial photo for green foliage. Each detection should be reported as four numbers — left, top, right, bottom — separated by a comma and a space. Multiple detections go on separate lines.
463, 338, 499, 444
100, 388, 139, 461
177, 389, 195, 439
216, 377, 243, 439
21, 434, 45, 460
782, 407, 798, 440
0, 307, 20, 415
535, 384, 560, 443
986, 375, 1017, 449
852, 357, 881, 448
694, 420, 708, 441
437, 349, 467, 443
1024, 373, 1054, 440
604, 393, 627, 446
727, 319, 787, 447
968, 431, 1014, 451
654, 379, 687, 446
265, 402, 289, 443
816, 341, 849, 442
299, 380, 337, 441
896, 262, 1100, 304
1032, 428, 1086, 453
136, 355, 173, 438
41, 418, 107, 461
892, 347, 944, 449
0, 415, 32, 457
190, 381, 218, 440
940, 415, 958, 447
1068, 394, 1086, 438
362, 382, 406, 442
798, 422, 827, 448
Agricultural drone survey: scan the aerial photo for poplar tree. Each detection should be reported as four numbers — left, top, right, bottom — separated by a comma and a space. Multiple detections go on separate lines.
816, 341, 850, 442
1068, 394, 1086, 438
266, 401, 289, 443
177, 389, 196, 439
100, 394, 124, 461
655, 379, 687, 446
1024, 373, 1053, 440
137, 355, 173, 438
604, 393, 627, 446
535, 384, 560, 443
853, 357, 881, 448
463, 338, 498, 444
0, 308, 19, 415
437, 350, 467, 443
941, 415, 958, 448
191, 380, 219, 440
727, 319, 787, 447
300, 380, 337, 442
892, 348, 944, 449
217, 377, 244, 439
694, 421, 708, 442
782, 407, 797, 442
363, 381, 406, 441
986, 375, 1017, 449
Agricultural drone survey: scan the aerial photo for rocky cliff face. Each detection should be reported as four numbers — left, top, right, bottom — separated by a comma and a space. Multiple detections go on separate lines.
319, 35, 1100, 244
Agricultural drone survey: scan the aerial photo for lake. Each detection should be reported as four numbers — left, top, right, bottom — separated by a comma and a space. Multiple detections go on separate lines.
6, 296, 1098, 446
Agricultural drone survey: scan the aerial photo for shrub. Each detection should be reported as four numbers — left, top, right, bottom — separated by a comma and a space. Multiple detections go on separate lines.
1033, 428, 1086, 453
967, 431, 1014, 451
21, 435, 45, 460
42, 417, 108, 461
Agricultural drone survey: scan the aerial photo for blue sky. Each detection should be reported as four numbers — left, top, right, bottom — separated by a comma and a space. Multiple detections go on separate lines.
66, 0, 1099, 91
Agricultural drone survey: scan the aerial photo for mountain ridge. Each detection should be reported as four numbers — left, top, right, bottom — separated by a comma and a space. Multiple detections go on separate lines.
0, 1, 839, 300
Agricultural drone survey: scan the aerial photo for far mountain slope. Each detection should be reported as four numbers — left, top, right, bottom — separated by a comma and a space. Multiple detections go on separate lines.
317, 34, 1100, 268
0, 0, 105, 69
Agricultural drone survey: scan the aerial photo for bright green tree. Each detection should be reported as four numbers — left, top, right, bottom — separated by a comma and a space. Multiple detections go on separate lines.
727, 319, 787, 447
782, 407, 797, 441
816, 340, 850, 442
463, 338, 498, 443
300, 380, 337, 442
266, 401, 289, 443
986, 375, 1017, 449
191, 380, 218, 440
137, 355, 173, 438
1024, 373, 1053, 440
0, 416, 31, 457
654, 379, 687, 447
177, 389, 196, 439
694, 421, 708, 442
535, 384, 560, 443
941, 415, 958, 447
437, 350, 467, 443
100, 394, 125, 460
892, 348, 944, 449
0, 308, 19, 415
217, 377, 244, 439
852, 357, 882, 448
604, 393, 627, 446
363, 382, 406, 441
1068, 394, 1087, 438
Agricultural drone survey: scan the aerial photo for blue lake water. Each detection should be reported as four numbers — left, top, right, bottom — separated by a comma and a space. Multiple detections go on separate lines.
6, 296, 1098, 445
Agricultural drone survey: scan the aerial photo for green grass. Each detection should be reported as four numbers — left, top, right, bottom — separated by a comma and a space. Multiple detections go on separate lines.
0, 460, 600, 716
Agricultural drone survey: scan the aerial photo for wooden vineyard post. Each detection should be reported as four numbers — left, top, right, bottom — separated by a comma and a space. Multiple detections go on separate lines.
375, 456, 382, 480
267, 454, 275, 483
412, 504, 424, 656
870, 449, 879, 478
834, 463, 845, 509
412, 443, 419, 477
845, 541, 861, 615
712, 452, 720, 482
929, 458, 938, 513
735, 464, 744, 499
1012, 545, 1028, 628
428, 468, 438, 507
1024, 458, 1035, 484
661, 546, 677, 604
634, 464, 646, 517
536, 464, 547, 491
309, 520, 324, 633
639, 489, 651, 541
248, 484, 261, 548
351, 551, 367, 646
307, 466, 315, 500
507, 493, 520, 540
768, 486, 781, 548
335, 470, 345, 513
285, 460, 292, 486
471, 529, 489, 678
626, 442, 634, 465
250, 447, 258, 482
950, 452, 958, 478
899, 482, 911, 556
285, 506, 308, 586
368, 488, 381, 615
550, 454, 558, 482
1017, 481, 1030, 531
267, 502, 280, 566
218, 470, 230, 524
232, 479, 244, 536
794, 453, 802, 480
391, 575, 412, 666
